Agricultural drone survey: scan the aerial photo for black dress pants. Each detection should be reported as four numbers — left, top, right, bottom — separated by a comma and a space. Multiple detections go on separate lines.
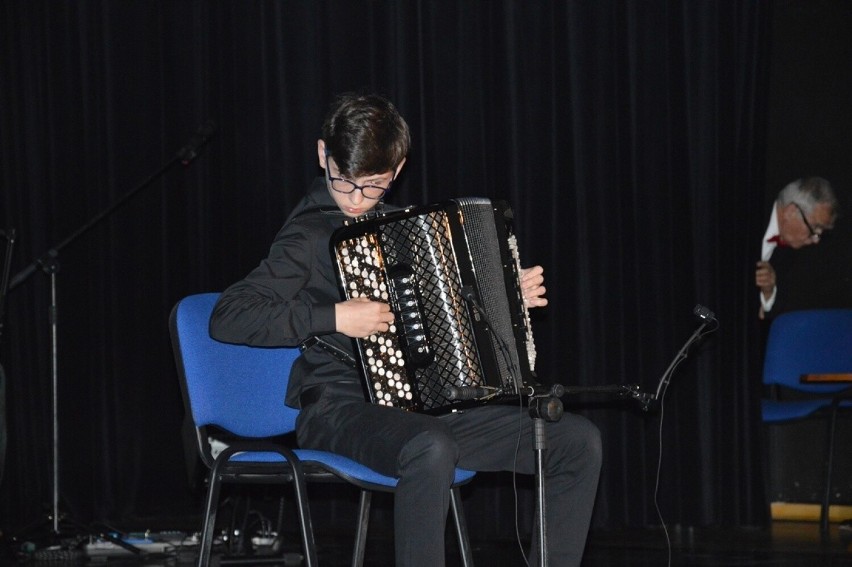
296, 383, 602, 567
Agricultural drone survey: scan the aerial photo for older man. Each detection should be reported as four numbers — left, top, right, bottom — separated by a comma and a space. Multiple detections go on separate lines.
755, 177, 838, 319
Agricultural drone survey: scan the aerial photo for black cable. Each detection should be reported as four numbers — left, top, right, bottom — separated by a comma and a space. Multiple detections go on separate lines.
463, 289, 533, 566
651, 316, 718, 567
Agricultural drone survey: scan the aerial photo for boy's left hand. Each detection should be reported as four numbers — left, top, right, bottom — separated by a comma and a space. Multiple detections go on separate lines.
520, 265, 548, 308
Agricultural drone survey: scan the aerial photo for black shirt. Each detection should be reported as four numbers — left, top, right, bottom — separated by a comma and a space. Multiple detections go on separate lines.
209, 177, 375, 407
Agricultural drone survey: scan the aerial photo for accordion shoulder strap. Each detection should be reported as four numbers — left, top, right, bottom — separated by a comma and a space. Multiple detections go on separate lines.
299, 336, 357, 369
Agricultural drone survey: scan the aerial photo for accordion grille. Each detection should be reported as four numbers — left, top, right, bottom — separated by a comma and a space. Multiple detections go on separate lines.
380, 211, 483, 410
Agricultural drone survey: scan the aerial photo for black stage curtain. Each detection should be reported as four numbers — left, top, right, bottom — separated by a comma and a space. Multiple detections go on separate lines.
1, 1, 772, 537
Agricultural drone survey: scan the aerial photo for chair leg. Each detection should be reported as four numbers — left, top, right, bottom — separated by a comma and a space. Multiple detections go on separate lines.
450, 487, 474, 567
289, 463, 319, 567
198, 472, 223, 567
199, 450, 318, 567
821, 401, 841, 539
351, 490, 372, 567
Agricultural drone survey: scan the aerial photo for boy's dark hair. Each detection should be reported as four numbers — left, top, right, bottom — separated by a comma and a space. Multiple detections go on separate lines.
322, 92, 410, 178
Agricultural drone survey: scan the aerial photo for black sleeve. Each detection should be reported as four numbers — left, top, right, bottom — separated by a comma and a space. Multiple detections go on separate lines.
208, 221, 338, 347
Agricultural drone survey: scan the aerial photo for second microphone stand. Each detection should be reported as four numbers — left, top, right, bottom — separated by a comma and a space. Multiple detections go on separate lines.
520, 305, 716, 565
7, 122, 214, 538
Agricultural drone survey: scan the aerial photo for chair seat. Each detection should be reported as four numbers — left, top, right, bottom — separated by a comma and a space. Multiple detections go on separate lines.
229, 448, 475, 488
761, 398, 852, 423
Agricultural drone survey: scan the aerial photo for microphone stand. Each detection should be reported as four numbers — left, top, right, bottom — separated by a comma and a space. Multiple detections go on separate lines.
459, 295, 716, 566
527, 306, 717, 565
7, 122, 214, 538
525, 385, 565, 567
0, 229, 15, 487
524, 382, 640, 567
459, 287, 568, 567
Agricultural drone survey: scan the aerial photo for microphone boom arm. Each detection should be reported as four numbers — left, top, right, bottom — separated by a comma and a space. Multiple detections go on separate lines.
8, 122, 215, 291
448, 304, 716, 413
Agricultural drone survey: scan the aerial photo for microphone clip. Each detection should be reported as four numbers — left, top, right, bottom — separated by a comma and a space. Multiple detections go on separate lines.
444, 384, 501, 401
178, 121, 217, 165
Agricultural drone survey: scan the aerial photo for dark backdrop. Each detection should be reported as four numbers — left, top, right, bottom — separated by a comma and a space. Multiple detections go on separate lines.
763, 0, 852, 317
1, 0, 843, 542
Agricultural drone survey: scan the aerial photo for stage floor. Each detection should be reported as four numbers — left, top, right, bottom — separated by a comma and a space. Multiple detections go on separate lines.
4, 521, 852, 566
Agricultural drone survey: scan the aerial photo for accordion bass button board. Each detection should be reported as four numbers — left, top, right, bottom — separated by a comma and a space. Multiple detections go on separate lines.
331, 197, 539, 414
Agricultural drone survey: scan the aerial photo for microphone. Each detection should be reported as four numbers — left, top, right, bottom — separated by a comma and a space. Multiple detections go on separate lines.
444, 385, 500, 401
650, 303, 718, 403
177, 121, 217, 165
693, 304, 716, 323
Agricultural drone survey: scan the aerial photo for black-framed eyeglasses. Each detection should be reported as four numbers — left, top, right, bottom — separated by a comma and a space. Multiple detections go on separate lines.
794, 203, 821, 241
324, 150, 394, 200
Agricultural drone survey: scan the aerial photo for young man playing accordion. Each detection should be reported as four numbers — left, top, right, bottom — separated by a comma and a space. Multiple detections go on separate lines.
210, 92, 601, 566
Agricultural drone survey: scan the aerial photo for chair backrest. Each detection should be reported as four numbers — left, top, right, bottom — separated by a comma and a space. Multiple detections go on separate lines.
763, 309, 852, 394
170, 292, 301, 438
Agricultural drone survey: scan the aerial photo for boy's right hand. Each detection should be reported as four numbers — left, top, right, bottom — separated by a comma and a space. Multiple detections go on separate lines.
335, 297, 395, 338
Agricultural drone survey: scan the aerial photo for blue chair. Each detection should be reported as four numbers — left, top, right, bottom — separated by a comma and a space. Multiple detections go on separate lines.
761, 309, 852, 537
170, 292, 476, 566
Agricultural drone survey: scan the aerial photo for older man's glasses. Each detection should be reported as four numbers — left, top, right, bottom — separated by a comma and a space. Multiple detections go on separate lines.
794, 203, 822, 241
324, 151, 394, 200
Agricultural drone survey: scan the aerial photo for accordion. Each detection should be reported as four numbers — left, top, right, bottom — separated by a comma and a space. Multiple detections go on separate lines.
330, 197, 539, 414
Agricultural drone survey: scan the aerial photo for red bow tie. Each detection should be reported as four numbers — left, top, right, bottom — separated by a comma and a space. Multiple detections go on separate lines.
767, 235, 787, 246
